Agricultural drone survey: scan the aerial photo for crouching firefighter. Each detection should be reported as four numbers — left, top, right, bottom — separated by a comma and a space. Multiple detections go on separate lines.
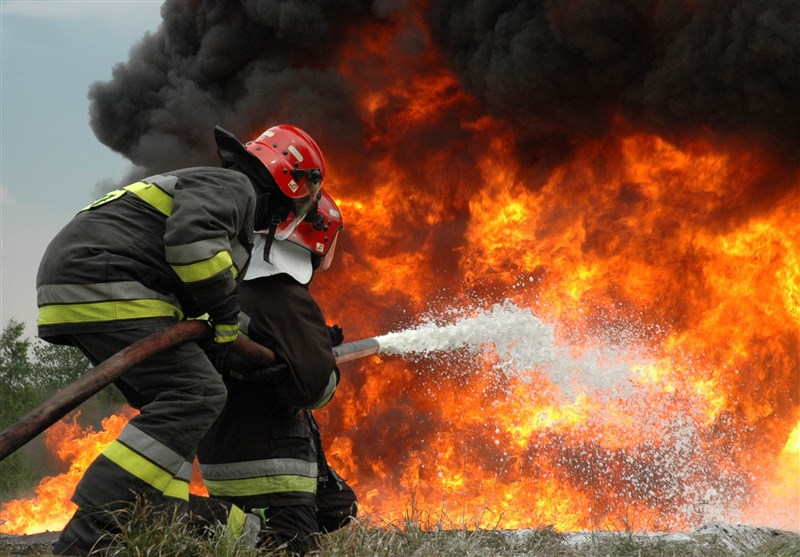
36, 124, 327, 556
193, 189, 357, 555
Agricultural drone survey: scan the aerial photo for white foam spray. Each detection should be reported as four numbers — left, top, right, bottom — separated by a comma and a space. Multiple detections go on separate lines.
374, 298, 639, 398
376, 298, 557, 371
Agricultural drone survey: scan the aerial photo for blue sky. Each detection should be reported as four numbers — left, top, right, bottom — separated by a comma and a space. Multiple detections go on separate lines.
1, 0, 164, 335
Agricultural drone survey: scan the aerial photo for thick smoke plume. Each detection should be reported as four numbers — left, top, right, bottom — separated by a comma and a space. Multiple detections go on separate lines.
89, 0, 377, 177
428, 0, 800, 153
90, 0, 800, 177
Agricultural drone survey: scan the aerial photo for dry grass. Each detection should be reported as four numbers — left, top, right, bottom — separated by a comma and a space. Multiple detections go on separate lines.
1, 502, 797, 557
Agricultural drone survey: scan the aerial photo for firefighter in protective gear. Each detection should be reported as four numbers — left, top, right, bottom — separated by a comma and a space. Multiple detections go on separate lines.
196, 190, 357, 555
36, 123, 326, 556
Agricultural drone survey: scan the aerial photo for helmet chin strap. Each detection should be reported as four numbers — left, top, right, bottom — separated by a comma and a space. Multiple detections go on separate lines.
254, 193, 293, 263
261, 214, 281, 263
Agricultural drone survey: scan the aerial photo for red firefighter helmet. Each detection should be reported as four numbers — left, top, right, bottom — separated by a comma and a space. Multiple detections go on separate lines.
287, 189, 343, 272
215, 124, 326, 233
245, 125, 326, 240
245, 124, 325, 201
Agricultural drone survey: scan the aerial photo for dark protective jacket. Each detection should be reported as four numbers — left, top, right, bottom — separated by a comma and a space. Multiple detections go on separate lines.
36, 167, 255, 341
197, 274, 338, 509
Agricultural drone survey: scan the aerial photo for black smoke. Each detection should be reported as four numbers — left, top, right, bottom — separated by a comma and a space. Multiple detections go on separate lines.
426, 0, 800, 160
89, 0, 800, 178
89, 0, 381, 177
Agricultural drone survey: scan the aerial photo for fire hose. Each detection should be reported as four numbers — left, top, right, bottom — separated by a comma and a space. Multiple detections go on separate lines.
0, 321, 382, 462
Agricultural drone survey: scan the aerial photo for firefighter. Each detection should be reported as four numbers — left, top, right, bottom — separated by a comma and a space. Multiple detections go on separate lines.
36, 124, 327, 556
196, 189, 357, 555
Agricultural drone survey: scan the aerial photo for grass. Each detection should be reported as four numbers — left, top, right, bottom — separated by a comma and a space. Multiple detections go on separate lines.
1, 502, 797, 557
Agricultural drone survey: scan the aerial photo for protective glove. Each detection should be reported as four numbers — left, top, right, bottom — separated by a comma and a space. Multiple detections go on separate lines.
328, 324, 344, 347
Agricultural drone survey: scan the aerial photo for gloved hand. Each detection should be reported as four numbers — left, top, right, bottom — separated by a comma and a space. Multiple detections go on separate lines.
328, 324, 344, 347
205, 340, 234, 374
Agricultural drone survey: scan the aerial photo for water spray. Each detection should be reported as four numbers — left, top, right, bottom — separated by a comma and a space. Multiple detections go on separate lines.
334, 299, 558, 373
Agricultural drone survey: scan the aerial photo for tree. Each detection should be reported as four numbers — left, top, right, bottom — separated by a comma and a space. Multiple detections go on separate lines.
0, 320, 40, 497
0, 320, 39, 431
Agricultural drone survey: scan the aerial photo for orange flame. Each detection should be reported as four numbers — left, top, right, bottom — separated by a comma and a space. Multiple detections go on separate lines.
0, 409, 135, 534
0, 408, 208, 535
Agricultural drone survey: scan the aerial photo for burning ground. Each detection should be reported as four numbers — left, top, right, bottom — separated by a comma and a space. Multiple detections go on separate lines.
2, 0, 799, 535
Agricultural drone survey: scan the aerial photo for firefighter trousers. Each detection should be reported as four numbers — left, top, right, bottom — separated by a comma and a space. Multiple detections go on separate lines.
52, 324, 227, 556
197, 390, 357, 555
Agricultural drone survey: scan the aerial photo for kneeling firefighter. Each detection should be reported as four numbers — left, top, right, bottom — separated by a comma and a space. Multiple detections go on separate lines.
193, 189, 357, 555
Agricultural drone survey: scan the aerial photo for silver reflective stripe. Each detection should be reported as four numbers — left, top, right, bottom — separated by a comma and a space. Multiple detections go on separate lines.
165, 236, 232, 265
238, 312, 252, 337
118, 425, 187, 475
176, 461, 193, 482
200, 458, 317, 481
145, 174, 179, 194
230, 238, 250, 272
37, 282, 180, 306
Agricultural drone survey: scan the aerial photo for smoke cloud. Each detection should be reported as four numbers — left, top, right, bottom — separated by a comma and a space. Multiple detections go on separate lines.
89, 0, 800, 177
426, 0, 800, 157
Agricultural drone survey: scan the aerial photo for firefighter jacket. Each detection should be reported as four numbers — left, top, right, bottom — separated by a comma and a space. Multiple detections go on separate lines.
197, 273, 338, 509
36, 167, 255, 341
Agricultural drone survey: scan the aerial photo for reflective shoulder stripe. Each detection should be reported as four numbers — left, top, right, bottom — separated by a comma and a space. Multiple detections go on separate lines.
204, 475, 317, 498
171, 250, 234, 283
124, 181, 174, 217
103, 440, 189, 501
77, 175, 178, 214
38, 299, 183, 326
143, 174, 179, 195
79, 189, 127, 212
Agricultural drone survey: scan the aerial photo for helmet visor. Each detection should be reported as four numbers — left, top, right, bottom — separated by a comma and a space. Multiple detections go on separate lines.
318, 234, 339, 272
273, 190, 319, 240
274, 210, 305, 240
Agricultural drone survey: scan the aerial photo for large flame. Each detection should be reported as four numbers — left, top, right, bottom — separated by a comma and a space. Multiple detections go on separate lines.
2, 3, 798, 536
0, 410, 135, 535
310, 9, 800, 533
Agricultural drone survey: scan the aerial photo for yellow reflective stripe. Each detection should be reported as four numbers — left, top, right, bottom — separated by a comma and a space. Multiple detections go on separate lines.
214, 323, 239, 344
102, 441, 188, 501
163, 477, 190, 500
79, 189, 126, 212
205, 475, 317, 498
226, 505, 246, 539
172, 250, 234, 283
38, 299, 183, 326
124, 182, 174, 216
